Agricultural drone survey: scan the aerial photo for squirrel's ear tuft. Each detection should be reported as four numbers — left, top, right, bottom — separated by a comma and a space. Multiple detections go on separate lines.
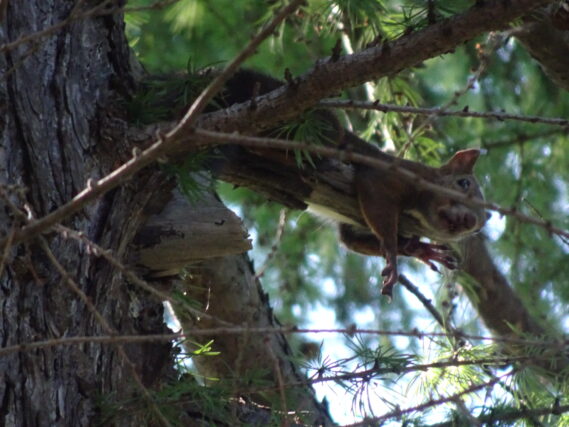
441, 149, 480, 174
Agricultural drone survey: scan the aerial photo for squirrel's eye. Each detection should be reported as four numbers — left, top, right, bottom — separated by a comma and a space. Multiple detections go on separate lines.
457, 178, 470, 190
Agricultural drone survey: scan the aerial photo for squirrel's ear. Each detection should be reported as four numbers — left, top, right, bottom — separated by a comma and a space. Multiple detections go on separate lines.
441, 149, 480, 174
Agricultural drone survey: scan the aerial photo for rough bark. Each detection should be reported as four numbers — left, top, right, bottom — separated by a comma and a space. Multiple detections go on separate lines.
0, 2, 173, 425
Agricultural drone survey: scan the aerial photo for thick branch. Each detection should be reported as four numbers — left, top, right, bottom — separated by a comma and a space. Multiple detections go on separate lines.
133, 188, 251, 276
514, 5, 569, 91
192, 0, 553, 137
459, 234, 568, 372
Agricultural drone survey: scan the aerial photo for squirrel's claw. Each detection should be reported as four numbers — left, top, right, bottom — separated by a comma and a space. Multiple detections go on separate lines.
401, 238, 458, 271
380, 262, 398, 301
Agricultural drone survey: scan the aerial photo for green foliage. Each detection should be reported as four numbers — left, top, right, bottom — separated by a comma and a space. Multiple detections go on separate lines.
98, 349, 233, 425
269, 109, 338, 168
126, 67, 214, 124
162, 158, 215, 202
306, 0, 386, 46
182, 339, 220, 358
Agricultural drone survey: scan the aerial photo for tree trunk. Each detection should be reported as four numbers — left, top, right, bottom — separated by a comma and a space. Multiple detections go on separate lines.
1, 2, 173, 425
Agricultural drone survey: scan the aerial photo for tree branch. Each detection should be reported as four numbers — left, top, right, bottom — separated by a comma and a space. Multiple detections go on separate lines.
0, 326, 564, 358
513, 4, 569, 91
193, 0, 554, 136
319, 99, 569, 128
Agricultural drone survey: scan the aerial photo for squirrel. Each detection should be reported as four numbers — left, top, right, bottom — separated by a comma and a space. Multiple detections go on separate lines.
330, 144, 487, 298
218, 70, 489, 298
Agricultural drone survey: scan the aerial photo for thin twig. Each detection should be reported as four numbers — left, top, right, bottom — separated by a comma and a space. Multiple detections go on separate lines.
481, 129, 563, 149
265, 338, 289, 426
399, 34, 498, 157
425, 403, 569, 426
343, 369, 516, 427
0, 333, 183, 357
305, 356, 524, 387
0, 0, 109, 54
1, 327, 567, 358
319, 100, 569, 128
398, 276, 517, 418
398, 274, 445, 328
165, 0, 305, 137
255, 209, 288, 280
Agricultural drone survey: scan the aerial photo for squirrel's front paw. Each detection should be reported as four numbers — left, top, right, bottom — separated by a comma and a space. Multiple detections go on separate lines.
401, 238, 458, 271
421, 243, 458, 270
